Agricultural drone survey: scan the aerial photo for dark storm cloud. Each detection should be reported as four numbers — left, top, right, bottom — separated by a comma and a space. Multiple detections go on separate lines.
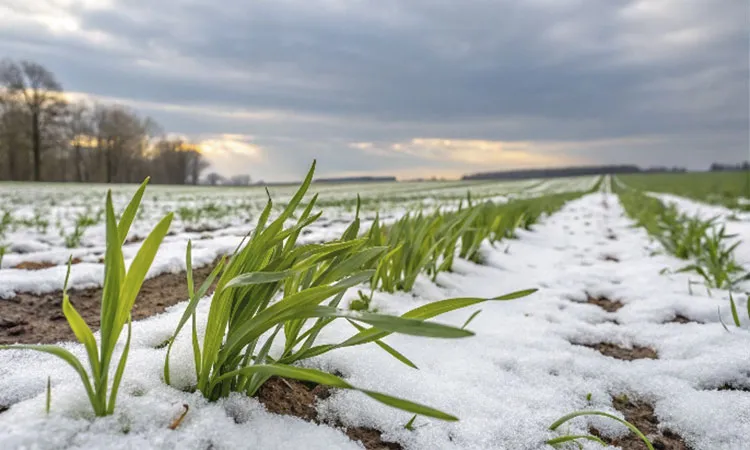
0, 0, 747, 180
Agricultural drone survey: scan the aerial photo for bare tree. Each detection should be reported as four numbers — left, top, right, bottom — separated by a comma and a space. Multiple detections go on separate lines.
66, 101, 94, 182
94, 104, 152, 183
0, 58, 219, 185
0, 94, 29, 180
187, 149, 210, 185
0, 59, 66, 181
229, 174, 252, 186
205, 172, 224, 186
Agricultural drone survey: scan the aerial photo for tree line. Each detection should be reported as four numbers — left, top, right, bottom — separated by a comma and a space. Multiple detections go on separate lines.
0, 59, 210, 184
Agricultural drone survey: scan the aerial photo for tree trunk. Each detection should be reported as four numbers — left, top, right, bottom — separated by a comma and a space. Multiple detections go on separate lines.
105, 139, 113, 184
31, 110, 41, 181
106, 147, 112, 183
74, 143, 83, 182
7, 139, 16, 181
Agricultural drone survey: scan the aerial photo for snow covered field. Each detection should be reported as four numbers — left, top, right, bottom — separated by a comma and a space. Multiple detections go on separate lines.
0, 177, 599, 297
0, 176, 748, 450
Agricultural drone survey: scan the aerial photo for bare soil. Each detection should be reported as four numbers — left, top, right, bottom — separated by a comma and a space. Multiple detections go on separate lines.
257, 377, 401, 450
718, 382, 750, 392
668, 315, 696, 324
0, 262, 219, 345
585, 294, 624, 312
184, 225, 222, 233
12, 258, 82, 270
591, 396, 691, 450
582, 342, 658, 361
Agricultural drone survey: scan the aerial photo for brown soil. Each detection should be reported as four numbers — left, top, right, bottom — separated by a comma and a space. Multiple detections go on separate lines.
718, 382, 750, 392
257, 377, 402, 450
0, 405, 7, 415
668, 315, 696, 324
586, 294, 624, 312
124, 231, 177, 246
602, 254, 620, 262
184, 225, 221, 233
591, 396, 691, 450
582, 342, 658, 361
0, 262, 220, 345
12, 258, 82, 270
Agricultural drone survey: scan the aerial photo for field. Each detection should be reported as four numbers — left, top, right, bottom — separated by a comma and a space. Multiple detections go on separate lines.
0, 168, 748, 450
621, 171, 750, 211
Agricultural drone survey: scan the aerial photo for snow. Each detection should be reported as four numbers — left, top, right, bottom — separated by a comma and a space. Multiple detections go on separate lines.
1, 190, 748, 449
0, 177, 596, 298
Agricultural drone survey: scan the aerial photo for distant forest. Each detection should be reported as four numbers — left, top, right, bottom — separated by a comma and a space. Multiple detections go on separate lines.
0, 58, 216, 184
461, 162, 749, 181
315, 176, 397, 183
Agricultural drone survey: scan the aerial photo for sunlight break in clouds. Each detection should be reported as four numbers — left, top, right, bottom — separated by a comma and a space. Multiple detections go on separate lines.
352, 138, 581, 168
198, 135, 264, 177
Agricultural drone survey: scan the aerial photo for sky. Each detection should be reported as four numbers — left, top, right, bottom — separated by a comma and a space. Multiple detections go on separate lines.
1, 0, 748, 182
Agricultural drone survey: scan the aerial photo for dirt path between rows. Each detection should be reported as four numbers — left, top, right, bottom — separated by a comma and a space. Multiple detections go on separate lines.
0, 263, 218, 345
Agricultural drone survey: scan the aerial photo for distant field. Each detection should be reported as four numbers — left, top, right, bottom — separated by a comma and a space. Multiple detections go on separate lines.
0, 176, 599, 268
620, 171, 750, 210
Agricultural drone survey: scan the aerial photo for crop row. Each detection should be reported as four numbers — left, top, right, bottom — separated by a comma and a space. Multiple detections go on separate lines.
614, 179, 749, 290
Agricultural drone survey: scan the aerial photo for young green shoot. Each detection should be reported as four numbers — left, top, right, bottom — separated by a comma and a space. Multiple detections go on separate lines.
547, 410, 654, 450
0, 178, 173, 416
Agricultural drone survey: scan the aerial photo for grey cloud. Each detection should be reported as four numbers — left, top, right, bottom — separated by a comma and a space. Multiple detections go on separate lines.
0, 0, 746, 180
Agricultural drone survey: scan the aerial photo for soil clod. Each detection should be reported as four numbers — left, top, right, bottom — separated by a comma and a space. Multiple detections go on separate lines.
668, 315, 696, 324
0, 317, 26, 329
580, 342, 657, 360
591, 396, 691, 450
718, 382, 750, 392
257, 377, 402, 450
585, 294, 624, 312
12, 258, 82, 270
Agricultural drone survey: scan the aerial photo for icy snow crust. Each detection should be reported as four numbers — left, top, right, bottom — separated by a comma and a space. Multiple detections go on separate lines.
1, 192, 748, 449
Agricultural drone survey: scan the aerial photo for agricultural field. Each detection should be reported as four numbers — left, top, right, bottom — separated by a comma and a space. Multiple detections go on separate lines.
620, 171, 750, 211
0, 167, 748, 450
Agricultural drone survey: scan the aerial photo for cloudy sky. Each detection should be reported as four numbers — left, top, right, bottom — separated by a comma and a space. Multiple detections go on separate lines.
1, 0, 747, 181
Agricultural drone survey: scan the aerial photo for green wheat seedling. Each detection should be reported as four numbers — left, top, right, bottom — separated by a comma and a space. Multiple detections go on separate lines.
63, 211, 100, 248
616, 186, 749, 290
0, 210, 13, 238
17, 209, 49, 234
547, 410, 654, 450
45, 376, 51, 415
719, 292, 750, 330
0, 179, 173, 416
365, 191, 583, 295
163, 161, 537, 422
656, 208, 714, 260
678, 225, 750, 289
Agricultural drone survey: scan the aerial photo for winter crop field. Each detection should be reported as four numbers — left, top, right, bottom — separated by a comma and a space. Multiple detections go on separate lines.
0, 166, 748, 450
